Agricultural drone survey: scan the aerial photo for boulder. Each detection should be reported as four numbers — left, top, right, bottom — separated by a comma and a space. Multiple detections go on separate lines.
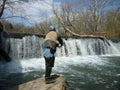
1, 76, 67, 90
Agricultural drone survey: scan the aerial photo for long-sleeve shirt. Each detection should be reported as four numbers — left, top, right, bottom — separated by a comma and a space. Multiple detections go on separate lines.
42, 31, 63, 49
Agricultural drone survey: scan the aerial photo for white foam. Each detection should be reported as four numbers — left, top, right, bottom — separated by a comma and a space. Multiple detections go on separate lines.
0, 55, 108, 75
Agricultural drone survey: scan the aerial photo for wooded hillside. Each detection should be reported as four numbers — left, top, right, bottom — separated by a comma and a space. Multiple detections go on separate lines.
0, 0, 120, 39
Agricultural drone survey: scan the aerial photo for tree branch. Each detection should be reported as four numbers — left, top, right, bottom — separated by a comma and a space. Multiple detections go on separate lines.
0, 0, 7, 18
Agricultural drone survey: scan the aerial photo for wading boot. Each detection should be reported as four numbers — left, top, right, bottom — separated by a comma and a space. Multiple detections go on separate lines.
45, 77, 55, 84
45, 67, 55, 84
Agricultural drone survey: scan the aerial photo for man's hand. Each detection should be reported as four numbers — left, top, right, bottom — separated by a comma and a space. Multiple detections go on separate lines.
58, 44, 62, 48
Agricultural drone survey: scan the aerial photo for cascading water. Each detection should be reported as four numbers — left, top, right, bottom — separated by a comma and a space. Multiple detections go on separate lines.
0, 35, 120, 90
0, 36, 120, 74
4, 36, 120, 59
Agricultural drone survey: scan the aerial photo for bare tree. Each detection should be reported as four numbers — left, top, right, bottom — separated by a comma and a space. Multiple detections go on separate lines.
0, 0, 7, 18
0, 0, 48, 34
52, 0, 106, 39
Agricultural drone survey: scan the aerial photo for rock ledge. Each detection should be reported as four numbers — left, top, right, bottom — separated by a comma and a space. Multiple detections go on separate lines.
1, 76, 67, 90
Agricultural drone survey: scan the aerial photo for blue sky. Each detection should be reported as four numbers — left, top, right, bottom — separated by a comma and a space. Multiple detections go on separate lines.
2, 0, 120, 26
54, 0, 79, 3
3, 0, 57, 26
2, 0, 82, 26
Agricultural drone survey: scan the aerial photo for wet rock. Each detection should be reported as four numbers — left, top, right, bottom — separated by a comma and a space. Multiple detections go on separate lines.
1, 76, 67, 90
20, 76, 67, 90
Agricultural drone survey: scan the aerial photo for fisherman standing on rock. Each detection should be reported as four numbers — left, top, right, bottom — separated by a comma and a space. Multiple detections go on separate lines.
42, 25, 63, 84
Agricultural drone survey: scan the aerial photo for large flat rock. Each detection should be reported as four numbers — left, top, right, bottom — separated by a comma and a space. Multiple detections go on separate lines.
0, 76, 67, 90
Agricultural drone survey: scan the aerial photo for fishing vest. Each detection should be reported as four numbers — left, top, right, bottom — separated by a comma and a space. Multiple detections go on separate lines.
45, 31, 59, 45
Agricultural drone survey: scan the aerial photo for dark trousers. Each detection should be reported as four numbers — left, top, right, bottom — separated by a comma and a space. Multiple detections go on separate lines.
44, 56, 55, 67
44, 56, 55, 77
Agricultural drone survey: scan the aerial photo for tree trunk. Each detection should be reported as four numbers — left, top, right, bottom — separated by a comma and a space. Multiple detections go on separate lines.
0, 0, 7, 18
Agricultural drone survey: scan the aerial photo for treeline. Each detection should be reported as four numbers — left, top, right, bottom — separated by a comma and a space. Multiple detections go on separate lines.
1, 0, 120, 39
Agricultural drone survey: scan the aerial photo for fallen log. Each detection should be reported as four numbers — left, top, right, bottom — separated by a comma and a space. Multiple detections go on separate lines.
64, 27, 106, 39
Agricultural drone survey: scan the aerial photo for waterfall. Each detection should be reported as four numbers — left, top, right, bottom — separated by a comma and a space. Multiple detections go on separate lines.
4, 36, 120, 59
1, 36, 119, 59
0, 35, 120, 77
8, 36, 44, 59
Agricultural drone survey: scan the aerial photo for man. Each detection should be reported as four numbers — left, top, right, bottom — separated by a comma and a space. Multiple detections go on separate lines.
0, 22, 11, 62
42, 25, 63, 84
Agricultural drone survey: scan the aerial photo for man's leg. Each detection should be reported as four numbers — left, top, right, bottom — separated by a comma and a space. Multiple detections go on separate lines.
45, 66, 55, 84
44, 56, 55, 84
45, 66, 52, 78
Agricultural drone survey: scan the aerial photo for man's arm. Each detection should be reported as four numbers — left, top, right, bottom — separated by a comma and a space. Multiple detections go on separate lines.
57, 34, 63, 47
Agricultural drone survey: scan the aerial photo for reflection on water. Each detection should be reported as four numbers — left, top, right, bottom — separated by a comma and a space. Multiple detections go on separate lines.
0, 56, 120, 90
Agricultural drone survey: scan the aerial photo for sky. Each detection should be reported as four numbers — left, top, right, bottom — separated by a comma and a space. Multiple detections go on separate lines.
2, 0, 120, 26
2, 0, 61, 26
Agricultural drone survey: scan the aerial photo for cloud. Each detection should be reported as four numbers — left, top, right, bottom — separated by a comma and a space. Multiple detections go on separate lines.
3, 0, 60, 25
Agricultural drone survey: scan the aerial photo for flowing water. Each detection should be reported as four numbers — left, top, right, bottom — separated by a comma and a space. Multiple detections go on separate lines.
0, 36, 120, 90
